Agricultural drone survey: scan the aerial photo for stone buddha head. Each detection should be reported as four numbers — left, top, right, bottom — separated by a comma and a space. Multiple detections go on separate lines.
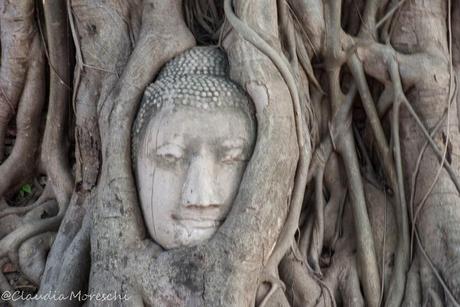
132, 47, 256, 250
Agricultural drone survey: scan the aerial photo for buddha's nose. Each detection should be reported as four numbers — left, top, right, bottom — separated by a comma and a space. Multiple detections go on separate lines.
181, 156, 221, 208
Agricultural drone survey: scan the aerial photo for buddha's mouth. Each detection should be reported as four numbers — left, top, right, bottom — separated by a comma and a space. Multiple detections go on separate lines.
171, 213, 222, 229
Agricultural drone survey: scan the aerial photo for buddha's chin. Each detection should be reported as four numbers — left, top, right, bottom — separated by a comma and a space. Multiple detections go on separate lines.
158, 223, 219, 250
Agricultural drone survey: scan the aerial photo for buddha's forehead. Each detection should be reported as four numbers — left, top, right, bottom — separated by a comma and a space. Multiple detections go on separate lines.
132, 46, 256, 162
143, 105, 254, 149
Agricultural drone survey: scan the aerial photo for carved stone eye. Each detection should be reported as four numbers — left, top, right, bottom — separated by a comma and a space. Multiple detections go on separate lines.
156, 144, 185, 164
161, 153, 181, 163
221, 148, 246, 164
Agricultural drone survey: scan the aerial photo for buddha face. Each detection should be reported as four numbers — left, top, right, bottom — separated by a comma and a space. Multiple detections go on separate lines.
136, 104, 255, 249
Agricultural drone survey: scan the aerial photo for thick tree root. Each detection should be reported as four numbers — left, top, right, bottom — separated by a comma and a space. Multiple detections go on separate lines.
279, 249, 327, 307
0, 200, 59, 262
402, 258, 422, 306
257, 272, 287, 307
41, 0, 73, 207
224, 0, 311, 271
0, 35, 45, 198
0, 0, 36, 162
18, 232, 55, 285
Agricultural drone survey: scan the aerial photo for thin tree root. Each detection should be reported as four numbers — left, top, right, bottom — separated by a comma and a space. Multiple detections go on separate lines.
402, 98, 460, 192
258, 271, 287, 307
308, 165, 325, 274
408, 1, 457, 268
382, 57, 411, 307
353, 125, 381, 190
409, 113, 446, 258
307, 84, 357, 184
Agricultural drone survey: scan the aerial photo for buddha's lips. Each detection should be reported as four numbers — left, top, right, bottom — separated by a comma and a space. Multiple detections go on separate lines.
171, 213, 222, 228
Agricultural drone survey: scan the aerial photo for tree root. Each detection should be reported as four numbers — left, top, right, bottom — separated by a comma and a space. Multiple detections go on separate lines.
18, 232, 56, 285
0, 0, 36, 162
41, 0, 74, 207
0, 183, 54, 219
257, 272, 287, 307
35, 192, 92, 306
307, 84, 357, 184
308, 164, 325, 274
224, 0, 311, 272
339, 263, 365, 307
279, 249, 326, 307
0, 200, 60, 267
0, 35, 45, 198
382, 56, 410, 307
402, 257, 421, 306
323, 2, 381, 303
409, 113, 446, 257
415, 228, 460, 307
